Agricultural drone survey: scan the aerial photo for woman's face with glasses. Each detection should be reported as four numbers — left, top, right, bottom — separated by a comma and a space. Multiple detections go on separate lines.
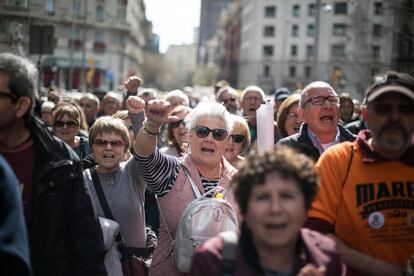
171, 110, 189, 147
53, 114, 79, 145
224, 127, 246, 164
189, 116, 228, 168
92, 132, 126, 173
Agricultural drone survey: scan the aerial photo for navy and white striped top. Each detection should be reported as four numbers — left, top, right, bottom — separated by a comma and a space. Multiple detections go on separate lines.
134, 150, 220, 197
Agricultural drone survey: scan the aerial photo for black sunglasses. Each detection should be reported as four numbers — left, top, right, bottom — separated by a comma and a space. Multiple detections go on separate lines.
229, 134, 245, 143
171, 119, 185, 129
371, 102, 414, 116
193, 125, 228, 141
54, 120, 79, 128
93, 139, 124, 147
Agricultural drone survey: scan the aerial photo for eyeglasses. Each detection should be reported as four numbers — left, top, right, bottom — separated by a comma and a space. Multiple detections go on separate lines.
171, 119, 185, 129
54, 120, 79, 128
193, 125, 228, 141
244, 96, 263, 102
229, 134, 245, 143
220, 97, 236, 104
371, 103, 414, 116
305, 95, 340, 106
93, 139, 125, 148
286, 112, 299, 120
0, 91, 16, 101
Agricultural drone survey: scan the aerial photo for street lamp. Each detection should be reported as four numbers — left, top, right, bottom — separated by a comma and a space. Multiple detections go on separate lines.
313, 1, 332, 80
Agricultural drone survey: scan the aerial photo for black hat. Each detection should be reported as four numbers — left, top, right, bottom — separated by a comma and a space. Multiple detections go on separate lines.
274, 87, 291, 101
365, 71, 414, 104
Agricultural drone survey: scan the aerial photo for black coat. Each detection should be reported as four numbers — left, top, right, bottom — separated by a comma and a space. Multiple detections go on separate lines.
277, 123, 356, 161
28, 116, 106, 276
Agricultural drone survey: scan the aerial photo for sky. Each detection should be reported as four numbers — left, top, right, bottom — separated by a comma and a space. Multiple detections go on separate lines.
144, 0, 201, 53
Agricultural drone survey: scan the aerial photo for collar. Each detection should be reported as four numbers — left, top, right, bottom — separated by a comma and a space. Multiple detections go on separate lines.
357, 130, 414, 166
307, 126, 340, 154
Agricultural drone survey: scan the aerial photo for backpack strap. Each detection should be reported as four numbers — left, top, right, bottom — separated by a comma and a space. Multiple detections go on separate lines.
220, 231, 238, 276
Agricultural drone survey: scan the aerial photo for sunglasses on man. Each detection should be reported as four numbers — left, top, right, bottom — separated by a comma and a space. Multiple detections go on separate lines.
193, 125, 228, 141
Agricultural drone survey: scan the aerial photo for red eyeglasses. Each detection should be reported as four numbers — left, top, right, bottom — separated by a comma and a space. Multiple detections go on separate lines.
93, 139, 125, 148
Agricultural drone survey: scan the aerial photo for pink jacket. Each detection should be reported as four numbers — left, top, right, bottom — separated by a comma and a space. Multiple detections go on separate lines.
148, 154, 237, 276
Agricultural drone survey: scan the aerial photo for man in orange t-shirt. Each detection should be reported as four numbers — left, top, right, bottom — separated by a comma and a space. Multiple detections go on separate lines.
306, 71, 414, 275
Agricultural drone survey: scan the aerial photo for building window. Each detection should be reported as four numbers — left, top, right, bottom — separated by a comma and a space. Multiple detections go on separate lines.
95, 31, 103, 42
332, 44, 345, 58
334, 2, 347, 15
264, 26, 275, 37
70, 27, 80, 40
305, 66, 312, 78
264, 65, 271, 77
116, 33, 125, 46
265, 6, 276, 17
289, 66, 296, 77
306, 45, 314, 57
263, 45, 274, 57
308, 3, 316, 16
46, 0, 55, 13
291, 45, 298, 57
333, 24, 346, 36
292, 4, 300, 17
292, 24, 299, 37
374, 2, 383, 15
5, 0, 28, 7
96, 5, 104, 21
372, 45, 380, 59
117, 6, 127, 24
307, 24, 315, 37
373, 24, 382, 37
72, 0, 80, 16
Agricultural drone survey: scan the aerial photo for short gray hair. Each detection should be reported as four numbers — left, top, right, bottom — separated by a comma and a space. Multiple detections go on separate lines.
80, 92, 100, 106
299, 81, 336, 107
165, 89, 189, 106
185, 101, 234, 134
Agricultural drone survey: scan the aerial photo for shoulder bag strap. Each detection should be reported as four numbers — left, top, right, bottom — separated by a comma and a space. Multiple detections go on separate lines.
220, 231, 238, 276
155, 194, 174, 245
182, 165, 202, 198
341, 145, 355, 189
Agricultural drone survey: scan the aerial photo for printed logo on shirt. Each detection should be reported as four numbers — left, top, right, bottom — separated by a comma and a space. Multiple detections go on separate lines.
368, 212, 385, 228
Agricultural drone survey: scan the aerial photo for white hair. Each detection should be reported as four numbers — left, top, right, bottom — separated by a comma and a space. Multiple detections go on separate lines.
299, 81, 337, 107
165, 89, 189, 106
41, 101, 55, 111
241, 85, 265, 101
185, 101, 234, 134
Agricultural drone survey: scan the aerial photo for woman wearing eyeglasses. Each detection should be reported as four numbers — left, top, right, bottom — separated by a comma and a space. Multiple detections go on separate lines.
159, 105, 192, 157
52, 104, 90, 159
129, 97, 238, 276
224, 114, 250, 168
277, 94, 303, 139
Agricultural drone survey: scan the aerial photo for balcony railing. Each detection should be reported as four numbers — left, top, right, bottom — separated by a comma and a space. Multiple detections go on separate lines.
93, 41, 106, 52
68, 39, 83, 50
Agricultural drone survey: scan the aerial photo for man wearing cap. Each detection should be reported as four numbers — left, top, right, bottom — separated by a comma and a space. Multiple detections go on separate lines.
216, 85, 239, 114
273, 87, 291, 118
306, 71, 414, 275
277, 81, 355, 161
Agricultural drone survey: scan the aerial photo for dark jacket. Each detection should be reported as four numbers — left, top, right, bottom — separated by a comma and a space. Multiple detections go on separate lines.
191, 225, 345, 276
277, 123, 356, 161
28, 116, 106, 275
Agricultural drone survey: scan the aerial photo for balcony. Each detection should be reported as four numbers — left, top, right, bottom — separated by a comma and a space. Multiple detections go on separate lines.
68, 39, 83, 50
93, 41, 106, 52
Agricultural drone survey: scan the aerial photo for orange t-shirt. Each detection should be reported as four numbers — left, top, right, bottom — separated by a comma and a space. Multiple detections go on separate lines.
308, 141, 414, 270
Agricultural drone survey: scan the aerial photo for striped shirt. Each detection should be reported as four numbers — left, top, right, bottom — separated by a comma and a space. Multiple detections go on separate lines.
134, 150, 219, 197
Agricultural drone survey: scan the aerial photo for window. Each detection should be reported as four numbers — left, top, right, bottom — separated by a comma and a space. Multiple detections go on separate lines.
96, 5, 104, 21
372, 45, 380, 59
289, 66, 296, 77
46, 0, 55, 13
291, 45, 298, 57
95, 31, 103, 42
116, 33, 125, 46
117, 7, 127, 24
306, 45, 314, 57
333, 24, 346, 36
373, 24, 381, 37
72, 0, 80, 16
308, 3, 316, 16
265, 6, 276, 17
305, 66, 312, 78
264, 26, 275, 37
334, 2, 347, 15
292, 4, 300, 17
307, 24, 315, 37
332, 44, 345, 58
5, 0, 28, 8
374, 2, 383, 15
264, 65, 270, 77
263, 45, 274, 57
70, 27, 80, 39
292, 24, 299, 37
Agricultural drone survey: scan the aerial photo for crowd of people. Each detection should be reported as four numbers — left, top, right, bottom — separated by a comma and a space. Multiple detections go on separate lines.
0, 51, 413, 276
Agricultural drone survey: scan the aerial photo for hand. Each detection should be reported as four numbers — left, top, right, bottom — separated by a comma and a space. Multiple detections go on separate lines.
298, 264, 326, 276
145, 99, 179, 125
124, 76, 142, 92
126, 96, 146, 114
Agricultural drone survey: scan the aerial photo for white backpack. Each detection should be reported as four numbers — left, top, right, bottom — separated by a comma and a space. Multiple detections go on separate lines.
157, 167, 239, 273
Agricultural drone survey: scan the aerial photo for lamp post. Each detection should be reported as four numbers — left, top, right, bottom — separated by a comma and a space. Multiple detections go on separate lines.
313, 0, 321, 80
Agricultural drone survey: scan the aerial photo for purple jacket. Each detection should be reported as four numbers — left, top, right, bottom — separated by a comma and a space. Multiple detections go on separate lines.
191, 226, 346, 276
